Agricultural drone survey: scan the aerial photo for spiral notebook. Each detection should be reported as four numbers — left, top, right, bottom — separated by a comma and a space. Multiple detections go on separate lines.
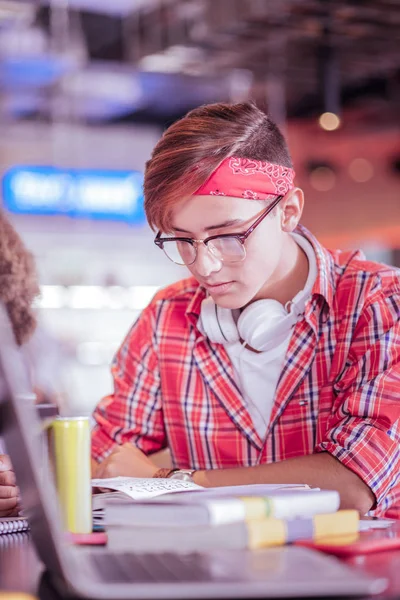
0, 530, 30, 549
0, 516, 29, 534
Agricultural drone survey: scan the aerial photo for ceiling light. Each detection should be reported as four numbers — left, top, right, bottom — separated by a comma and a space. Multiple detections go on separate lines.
318, 112, 341, 131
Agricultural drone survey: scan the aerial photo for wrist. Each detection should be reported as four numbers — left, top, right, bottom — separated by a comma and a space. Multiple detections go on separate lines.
153, 468, 198, 484
152, 467, 177, 478
168, 469, 196, 483
192, 470, 207, 486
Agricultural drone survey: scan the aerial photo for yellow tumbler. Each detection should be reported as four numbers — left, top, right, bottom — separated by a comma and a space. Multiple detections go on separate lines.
51, 416, 92, 534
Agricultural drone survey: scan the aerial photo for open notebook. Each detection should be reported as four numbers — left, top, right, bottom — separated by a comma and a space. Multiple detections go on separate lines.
92, 476, 312, 502
92, 477, 338, 527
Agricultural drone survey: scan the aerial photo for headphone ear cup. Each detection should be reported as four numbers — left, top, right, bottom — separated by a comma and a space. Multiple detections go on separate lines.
198, 297, 239, 344
238, 299, 287, 331
237, 299, 290, 352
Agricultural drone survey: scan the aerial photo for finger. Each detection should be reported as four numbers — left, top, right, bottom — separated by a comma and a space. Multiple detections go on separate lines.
91, 458, 100, 478
94, 456, 115, 479
0, 485, 19, 501
0, 470, 16, 486
94, 466, 109, 479
0, 495, 19, 512
93, 461, 105, 479
98, 463, 117, 479
0, 505, 20, 518
0, 454, 13, 472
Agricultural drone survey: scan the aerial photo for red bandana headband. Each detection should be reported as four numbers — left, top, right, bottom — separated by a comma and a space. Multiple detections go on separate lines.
194, 156, 295, 200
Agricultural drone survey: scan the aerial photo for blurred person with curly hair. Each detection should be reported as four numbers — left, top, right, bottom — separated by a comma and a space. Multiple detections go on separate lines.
0, 209, 40, 517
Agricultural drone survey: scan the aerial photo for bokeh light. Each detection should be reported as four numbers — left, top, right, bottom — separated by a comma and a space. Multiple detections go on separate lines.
318, 112, 341, 131
348, 158, 374, 182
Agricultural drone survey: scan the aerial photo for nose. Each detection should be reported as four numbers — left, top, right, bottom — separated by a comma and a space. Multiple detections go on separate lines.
193, 243, 222, 278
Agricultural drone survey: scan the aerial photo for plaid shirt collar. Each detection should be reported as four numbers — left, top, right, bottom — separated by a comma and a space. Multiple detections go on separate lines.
186, 224, 336, 332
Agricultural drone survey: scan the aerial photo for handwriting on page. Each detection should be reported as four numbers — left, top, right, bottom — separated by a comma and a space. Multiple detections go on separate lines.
91, 477, 202, 500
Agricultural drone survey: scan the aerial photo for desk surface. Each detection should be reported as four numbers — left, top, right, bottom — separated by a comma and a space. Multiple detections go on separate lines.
2, 532, 400, 600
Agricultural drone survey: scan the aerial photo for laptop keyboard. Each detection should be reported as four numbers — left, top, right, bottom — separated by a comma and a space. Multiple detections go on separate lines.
91, 551, 212, 583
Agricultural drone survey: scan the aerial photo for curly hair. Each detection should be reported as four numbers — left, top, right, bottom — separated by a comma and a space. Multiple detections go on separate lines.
0, 211, 40, 345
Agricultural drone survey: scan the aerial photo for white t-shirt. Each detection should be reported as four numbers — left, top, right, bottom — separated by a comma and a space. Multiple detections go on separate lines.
224, 233, 317, 439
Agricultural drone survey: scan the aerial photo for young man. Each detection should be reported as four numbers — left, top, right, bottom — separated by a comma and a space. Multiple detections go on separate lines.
91, 102, 400, 518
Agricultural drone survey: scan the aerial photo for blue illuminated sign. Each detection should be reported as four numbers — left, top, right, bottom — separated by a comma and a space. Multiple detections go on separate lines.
2, 166, 145, 224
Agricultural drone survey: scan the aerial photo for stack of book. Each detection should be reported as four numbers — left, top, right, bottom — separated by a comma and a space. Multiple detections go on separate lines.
92, 477, 359, 552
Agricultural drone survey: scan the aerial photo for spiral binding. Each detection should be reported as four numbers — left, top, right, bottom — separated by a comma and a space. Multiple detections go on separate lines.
0, 517, 29, 534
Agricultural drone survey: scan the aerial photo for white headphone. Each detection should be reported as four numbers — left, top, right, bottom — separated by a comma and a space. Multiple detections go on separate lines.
198, 233, 318, 352
198, 295, 304, 353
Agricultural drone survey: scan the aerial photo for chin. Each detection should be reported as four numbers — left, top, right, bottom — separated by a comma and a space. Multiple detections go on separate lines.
212, 294, 250, 311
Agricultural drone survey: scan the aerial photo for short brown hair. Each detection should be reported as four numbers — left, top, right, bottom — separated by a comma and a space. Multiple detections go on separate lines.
144, 102, 293, 231
0, 211, 40, 345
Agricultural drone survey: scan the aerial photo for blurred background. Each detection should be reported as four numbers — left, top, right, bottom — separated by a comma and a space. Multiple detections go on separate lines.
0, 0, 399, 415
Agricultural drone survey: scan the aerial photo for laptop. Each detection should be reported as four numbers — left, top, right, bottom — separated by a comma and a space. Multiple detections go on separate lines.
0, 303, 387, 599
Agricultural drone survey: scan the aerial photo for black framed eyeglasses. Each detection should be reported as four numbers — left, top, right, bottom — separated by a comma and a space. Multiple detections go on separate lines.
154, 195, 283, 266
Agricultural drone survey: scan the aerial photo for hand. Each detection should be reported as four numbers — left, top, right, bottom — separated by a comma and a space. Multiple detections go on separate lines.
94, 444, 159, 479
0, 454, 20, 517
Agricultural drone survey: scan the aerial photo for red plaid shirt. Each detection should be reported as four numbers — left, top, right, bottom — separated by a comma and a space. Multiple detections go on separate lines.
92, 226, 400, 518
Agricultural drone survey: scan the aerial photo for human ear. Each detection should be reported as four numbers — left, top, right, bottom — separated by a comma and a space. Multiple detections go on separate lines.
280, 188, 304, 232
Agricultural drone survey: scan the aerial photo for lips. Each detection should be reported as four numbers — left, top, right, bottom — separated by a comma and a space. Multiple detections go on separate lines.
203, 281, 235, 293
204, 281, 231, 288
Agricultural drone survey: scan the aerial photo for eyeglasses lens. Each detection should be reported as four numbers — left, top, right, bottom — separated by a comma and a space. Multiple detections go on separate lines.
208, 237, 245, 262
162, 241, 195, 265
162, 237, 245, 266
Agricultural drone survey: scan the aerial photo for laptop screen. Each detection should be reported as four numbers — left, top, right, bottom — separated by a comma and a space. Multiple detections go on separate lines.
0, 302, 67, 576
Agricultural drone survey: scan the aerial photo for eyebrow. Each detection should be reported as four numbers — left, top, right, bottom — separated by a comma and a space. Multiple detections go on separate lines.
172, 218, 247, 234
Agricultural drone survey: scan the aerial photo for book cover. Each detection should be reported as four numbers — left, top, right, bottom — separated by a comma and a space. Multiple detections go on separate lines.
105, 510, 359, 553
